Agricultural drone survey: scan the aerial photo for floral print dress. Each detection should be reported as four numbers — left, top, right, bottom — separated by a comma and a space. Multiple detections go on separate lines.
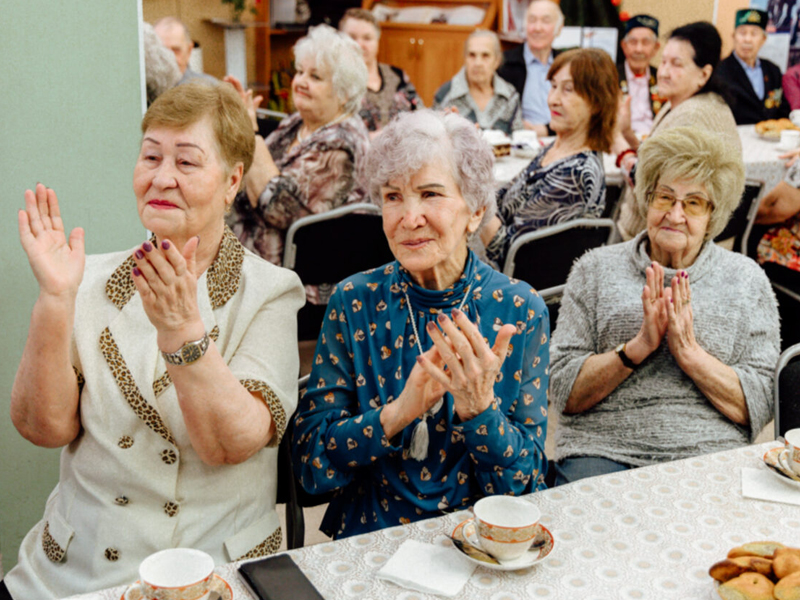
291, 252, 550, 539
757, 160, 800, 272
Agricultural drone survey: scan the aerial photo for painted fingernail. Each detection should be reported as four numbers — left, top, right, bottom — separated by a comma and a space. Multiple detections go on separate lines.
143, 242, 153, 252
426, 321, 436, 332
135, 250, 144, 260
161, 240, 170, 250
452, 308, 462, 318
416, 355, 424, 364
437, 313, 447, 323
132, 267, 141, 277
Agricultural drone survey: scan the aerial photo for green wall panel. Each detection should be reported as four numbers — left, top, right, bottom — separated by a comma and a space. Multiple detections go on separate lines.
0, 1, 145, 574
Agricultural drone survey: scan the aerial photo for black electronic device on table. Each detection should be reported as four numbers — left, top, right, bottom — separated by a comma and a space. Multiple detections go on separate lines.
238, 554, 325, 600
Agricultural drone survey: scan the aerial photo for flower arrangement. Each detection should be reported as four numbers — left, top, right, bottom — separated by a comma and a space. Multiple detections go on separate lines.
221, 0, 258, 22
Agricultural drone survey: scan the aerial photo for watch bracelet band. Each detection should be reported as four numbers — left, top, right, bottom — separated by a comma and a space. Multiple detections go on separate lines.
617, 343, 638, 370
161, 332, 210, 366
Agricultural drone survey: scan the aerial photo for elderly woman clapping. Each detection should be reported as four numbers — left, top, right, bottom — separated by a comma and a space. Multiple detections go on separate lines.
291, 110, 550, 539
549, 126, 779, 486
6, 83, 304, 599
226, 24, 369, 278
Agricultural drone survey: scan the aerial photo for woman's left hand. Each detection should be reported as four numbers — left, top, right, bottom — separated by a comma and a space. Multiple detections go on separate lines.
224, 75, 262, 132
131, 237, 205, 352
419, 308, 517, 421
664, 271, 699, 364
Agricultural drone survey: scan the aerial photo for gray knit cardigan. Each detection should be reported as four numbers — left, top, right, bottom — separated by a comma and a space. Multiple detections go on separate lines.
550, 231, 780, 466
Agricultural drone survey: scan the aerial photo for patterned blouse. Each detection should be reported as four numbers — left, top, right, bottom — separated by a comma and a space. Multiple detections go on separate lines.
757, 160, 800, 272
227, 112, 370, 298
433, 68, 523, 134
359, 63, 423, 132
291, 251, 550, 539
485, 144, 606, 266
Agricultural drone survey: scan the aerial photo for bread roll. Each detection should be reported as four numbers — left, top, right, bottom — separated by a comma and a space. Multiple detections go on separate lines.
710, 557, 774, 583
775, 549, 800, 579
775, 571, 800, 600
728, 542, 786, 560
717, 573, 774, 600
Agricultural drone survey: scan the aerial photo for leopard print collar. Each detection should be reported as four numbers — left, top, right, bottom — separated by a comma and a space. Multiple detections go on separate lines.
105, 226, 244, 311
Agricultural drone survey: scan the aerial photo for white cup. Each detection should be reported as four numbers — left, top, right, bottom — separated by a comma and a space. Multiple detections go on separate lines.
512, 130, 538, 146
124, 548, 215, 600
778, 129, 800, 151
472, 496, 541, 561
790, 109, 800, 127
784, 428, 800, 477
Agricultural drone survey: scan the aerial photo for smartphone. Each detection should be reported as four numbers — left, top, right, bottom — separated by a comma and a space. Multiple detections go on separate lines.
238, 553, 326, 600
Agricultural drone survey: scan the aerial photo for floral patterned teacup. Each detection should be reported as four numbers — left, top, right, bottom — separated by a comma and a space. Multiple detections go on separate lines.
785, 429, 800, 477
124, 548, 215, 600
472, 496, 541, 561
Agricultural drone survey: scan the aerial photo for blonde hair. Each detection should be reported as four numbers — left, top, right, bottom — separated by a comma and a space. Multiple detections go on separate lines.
634, 126, 745, 240
141, 81, 255, 175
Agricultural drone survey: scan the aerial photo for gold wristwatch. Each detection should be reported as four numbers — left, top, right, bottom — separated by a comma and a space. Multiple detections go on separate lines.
161, 332, 210, 366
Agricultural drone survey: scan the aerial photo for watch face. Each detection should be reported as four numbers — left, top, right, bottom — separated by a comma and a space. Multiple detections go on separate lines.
181, 344, 203, 364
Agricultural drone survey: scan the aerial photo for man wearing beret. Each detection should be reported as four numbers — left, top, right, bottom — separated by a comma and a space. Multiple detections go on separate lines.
716, 9, 790, 124
617, 15, 665, 137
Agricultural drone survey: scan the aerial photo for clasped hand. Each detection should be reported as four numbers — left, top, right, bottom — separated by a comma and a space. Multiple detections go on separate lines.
416, 309, 517, 421
131, 237, 204, 351
632, 262, 699, 364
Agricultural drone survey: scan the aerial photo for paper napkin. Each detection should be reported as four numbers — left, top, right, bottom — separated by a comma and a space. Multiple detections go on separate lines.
741, 467, 800, 506
377, 539, 477, 597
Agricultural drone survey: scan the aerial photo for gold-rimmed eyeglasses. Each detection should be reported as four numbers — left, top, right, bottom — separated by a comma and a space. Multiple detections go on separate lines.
648, 189, 713, 217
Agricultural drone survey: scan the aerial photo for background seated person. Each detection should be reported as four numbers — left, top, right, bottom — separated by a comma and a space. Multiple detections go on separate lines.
5, 83, 304, 600
226, 25, 369, 323
550, 127, 779, 486
481, 48, 619, 267
616, 14, 665, 146
615, 21, 741, 241
291, 110, 550, 539
716, 9, 790, 125
154, 16, 217, 85
498, 0, 563, 135
782, 62, 800, 110
339, 8, 423, 137
433, 29, 522, 134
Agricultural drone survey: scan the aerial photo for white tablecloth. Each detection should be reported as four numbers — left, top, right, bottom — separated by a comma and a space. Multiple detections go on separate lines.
494, 126, 788, 196
64, 442, 800, 600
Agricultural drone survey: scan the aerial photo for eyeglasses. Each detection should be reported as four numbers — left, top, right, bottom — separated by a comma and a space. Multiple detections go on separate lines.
648, 190, 713, 217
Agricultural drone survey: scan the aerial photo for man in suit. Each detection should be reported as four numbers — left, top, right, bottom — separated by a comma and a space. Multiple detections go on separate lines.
716, 8, 789, 125
497, 0, 563, 135
617, 15, 664, 137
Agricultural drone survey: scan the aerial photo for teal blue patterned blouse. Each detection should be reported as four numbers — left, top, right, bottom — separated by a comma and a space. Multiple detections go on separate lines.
291, 251, 550, 539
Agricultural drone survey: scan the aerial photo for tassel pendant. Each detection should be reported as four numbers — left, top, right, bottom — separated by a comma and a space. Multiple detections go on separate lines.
408, 397, 444, 461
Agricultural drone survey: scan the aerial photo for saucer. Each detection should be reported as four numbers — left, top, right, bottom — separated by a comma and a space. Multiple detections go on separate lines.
120, 574, 233, 600
451, 517, 554, 571
762, 447, 800, 488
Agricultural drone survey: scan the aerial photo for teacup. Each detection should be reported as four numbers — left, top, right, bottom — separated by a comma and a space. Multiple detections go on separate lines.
472, 496, 541, 561
784, 429, 800, 477
512, 130, 538, 146
125, 548, 215, 600
779, 129, 800, 151
790, 109, 800, 127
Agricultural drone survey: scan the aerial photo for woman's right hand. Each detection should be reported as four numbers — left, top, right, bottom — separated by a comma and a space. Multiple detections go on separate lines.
626, 262, 667, 363
379, 345, 447, 440
224, 75, 263, 132
18, 184, 85, 299
779, 147, 800, 168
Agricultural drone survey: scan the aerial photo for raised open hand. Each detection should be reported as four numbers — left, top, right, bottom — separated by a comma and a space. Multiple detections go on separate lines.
664, 270, 698, 362
420, 308, 517, 421
637, 262, 668, 352
18, 184, 85, 298
223, 75, 263, 131
131, 236, 204, 351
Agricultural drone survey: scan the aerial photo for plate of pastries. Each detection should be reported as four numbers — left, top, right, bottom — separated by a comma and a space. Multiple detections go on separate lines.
709, 541, 800, 599
755, 119, 800, 140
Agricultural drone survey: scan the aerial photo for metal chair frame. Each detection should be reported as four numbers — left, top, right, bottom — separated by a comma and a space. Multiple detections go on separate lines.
774, 343, 800, 439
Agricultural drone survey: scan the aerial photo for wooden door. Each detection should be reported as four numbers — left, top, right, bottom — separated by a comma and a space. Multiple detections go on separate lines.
416, 31, 467, 106
378, 28, 421, 94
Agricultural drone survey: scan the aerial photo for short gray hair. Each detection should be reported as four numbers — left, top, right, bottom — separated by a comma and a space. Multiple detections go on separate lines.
527, 0, 564, 36
153, 16, 192, 46
634, 126, 745, 240
465, 29, 502, 61
143, 22, 182, 106
294, 24, 367, 115
364, 110, 496, 231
